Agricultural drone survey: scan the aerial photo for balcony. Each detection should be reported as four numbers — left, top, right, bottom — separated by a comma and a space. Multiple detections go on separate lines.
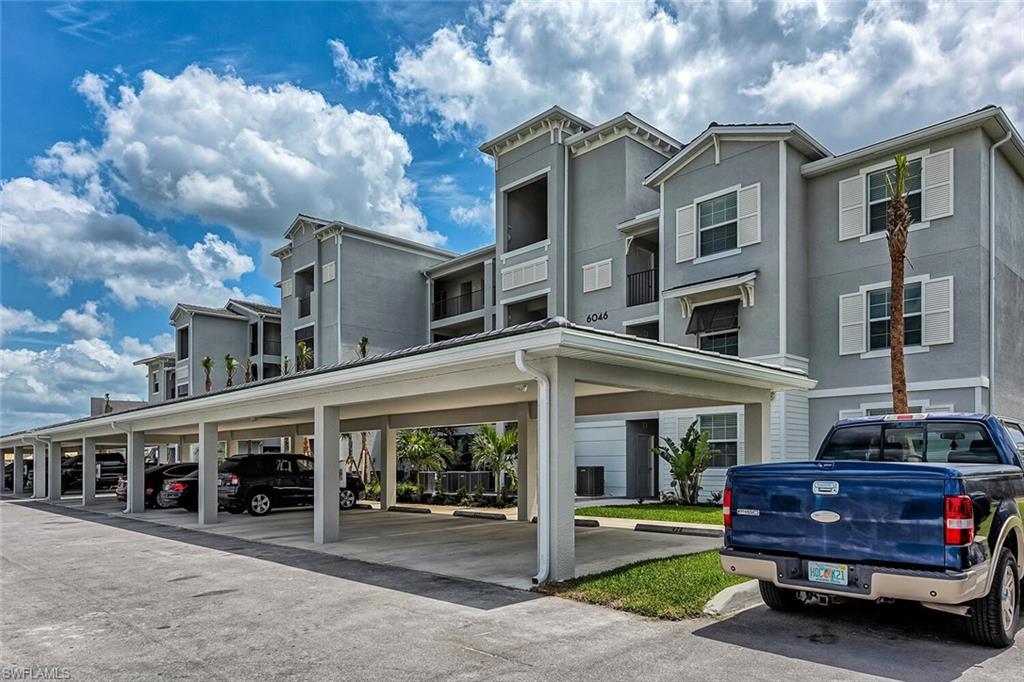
262, 339, 282, 356
297, 296, 311, 318
433, 289, 484, 320
627, 268, 658, 306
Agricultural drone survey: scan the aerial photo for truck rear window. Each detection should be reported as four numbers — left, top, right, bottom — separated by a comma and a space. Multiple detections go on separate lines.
820, 421, 1000, 464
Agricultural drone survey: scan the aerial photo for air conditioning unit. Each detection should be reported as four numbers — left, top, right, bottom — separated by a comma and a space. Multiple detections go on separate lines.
576, 466, 605, 497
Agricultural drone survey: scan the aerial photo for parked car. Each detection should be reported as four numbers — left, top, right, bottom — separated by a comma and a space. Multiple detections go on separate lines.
3, 459, 32, 492
217, 453, 365, 516
721, 413, 1024, 647
62, 452, 127, 492
160, 470, 199, 511
116, 463, 199, 508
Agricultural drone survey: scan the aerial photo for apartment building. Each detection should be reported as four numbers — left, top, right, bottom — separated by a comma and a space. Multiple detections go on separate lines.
133, 105, 1020, 500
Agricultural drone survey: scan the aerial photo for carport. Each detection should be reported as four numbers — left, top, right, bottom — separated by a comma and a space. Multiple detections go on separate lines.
1, 318, 815, 583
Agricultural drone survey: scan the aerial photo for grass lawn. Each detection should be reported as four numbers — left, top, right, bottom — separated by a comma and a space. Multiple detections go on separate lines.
576, 503, 723, 525
541, 550, 747, 619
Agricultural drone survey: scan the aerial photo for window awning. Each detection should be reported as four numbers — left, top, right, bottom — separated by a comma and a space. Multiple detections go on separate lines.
686, 300, 739, 335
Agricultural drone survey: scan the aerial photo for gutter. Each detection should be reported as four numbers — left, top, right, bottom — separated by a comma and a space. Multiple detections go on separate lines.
988, 131, 1012, 411
514, 350, 550, 584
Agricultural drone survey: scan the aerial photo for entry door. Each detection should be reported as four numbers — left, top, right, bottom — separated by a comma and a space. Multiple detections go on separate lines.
632, 434, 657, 499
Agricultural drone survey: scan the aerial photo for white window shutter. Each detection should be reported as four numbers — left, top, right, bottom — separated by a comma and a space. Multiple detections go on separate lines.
922, 149, 954, 221
838, 292, 866, 355
321, 261, 336, 283
596, 260, 612, 289
281, 278, 293, 298
838, 176, 865, 241
676, 204, 696, 262
582, 264, 597, 292
736, 184, 761, 246
922, 276, 954, 345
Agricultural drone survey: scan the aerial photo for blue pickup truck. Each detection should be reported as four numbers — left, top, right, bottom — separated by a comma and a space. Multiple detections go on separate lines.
721, 413, 1024, 647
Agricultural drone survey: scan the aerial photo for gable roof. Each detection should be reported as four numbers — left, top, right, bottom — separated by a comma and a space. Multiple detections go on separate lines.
801, 105, 1024, 178
227, 299, 281, 317
132, 352, 175, 368
478, 106, 593, 156
565, 112, 682, 158
170, 303, 245, 322
644, 122, 830, 188
279, 213, 454, 259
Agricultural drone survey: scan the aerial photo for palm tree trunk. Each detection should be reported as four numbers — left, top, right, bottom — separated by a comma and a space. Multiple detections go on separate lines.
887, 157, 912, 414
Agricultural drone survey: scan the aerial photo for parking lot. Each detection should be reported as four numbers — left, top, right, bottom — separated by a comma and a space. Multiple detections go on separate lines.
37, 495, 720, 589
2, 500, 1020, 681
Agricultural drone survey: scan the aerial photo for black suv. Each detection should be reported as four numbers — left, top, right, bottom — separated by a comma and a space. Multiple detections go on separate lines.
217, 454, 365, 516
61, 452, 127, 492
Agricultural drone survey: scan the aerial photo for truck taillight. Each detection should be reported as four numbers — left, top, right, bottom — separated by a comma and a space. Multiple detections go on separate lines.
230, 474, 239, 486
944, 495, 974, 545
723, 487, 733, 529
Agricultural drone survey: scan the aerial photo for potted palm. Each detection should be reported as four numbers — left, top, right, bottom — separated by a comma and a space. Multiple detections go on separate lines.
355, 337, 373, 481
398, 429, 454, 498
224, 354, 238, 387
296, 341, 312, 371
201, 356, 214, 393
243, 358, 253, 383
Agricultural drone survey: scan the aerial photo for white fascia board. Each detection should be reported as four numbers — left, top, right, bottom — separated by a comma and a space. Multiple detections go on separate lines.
807, 376, 989, 399
663, 272, 758, 300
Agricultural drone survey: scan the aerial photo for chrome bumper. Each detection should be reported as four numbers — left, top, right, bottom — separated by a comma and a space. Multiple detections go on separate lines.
720, 549, 989, 605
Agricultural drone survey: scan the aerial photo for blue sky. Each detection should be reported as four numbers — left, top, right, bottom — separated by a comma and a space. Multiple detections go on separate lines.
2, 1, 1021, 433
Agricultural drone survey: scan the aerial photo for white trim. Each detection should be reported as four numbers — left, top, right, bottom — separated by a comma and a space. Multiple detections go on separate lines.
293, 321, 315, 332
294, 261, 316, 273
859, 222, 931, 242
663, 272, 757, 300
807, 376, 989, 399
693, 183, 742, 205
622, 314, 661, 327
778, 141, 787, 357
746, 353, 810, 364
693, 249, 741, 265
860, 345, 930, 360
581, 258, 613, 293
499, 167, 551, 193
499, 287, 551, 306
500, 239, 550, 263
842, 398, 956, 420
500, 254, 548, 273
658, 187, 665, 341
563, 144, 569, 317
617, 208, 660, 232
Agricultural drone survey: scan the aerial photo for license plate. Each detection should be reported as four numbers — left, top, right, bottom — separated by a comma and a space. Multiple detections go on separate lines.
808, 561, 848, 586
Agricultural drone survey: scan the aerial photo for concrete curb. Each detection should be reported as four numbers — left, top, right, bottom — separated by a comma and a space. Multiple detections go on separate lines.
633, 523, 724, 538
452, 510, 508, 521
353, 503, 375, 510
387, 505, 431, 514
703, 580, 761, 617
574, 518, 600, 528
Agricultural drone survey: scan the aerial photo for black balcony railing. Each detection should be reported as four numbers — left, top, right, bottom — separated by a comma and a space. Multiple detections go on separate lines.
262, 339, 282, 356
433, 289, 484, 320
627, 268, 658, 306
297, 296, 311, 318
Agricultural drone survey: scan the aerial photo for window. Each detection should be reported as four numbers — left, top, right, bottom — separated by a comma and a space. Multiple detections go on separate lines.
295, 457, 314, 473
867, 159, 922, 234
152, 372, 160, 394
697, 192, 738, 256
176, 327, 189, 360
699, 413, 738, 468
820, 421, 997, 464
176, 384, 188, 398
699, 332, 739, 356
1001, 421, 1024, 463
867, 282, 921, 350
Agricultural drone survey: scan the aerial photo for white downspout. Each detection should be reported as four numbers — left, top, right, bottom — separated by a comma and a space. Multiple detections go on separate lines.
515, 350, 550, 584
563, 142, 569, 318
988, 131, 1012, 412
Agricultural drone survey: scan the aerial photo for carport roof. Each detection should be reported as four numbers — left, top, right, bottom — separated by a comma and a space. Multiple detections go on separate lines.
1, 317, 814, 442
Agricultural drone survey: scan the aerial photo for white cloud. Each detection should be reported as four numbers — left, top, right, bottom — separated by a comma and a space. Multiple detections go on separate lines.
59, 301, 111, 339
0, 334, 166, 433
449, 193, 494, 230
47, 276, 73, 297
78, 64, 442, 245
391, 0, 1023, 150
0, 306, 59, 336
0, 176, 259, 309
328, 39, 379, 89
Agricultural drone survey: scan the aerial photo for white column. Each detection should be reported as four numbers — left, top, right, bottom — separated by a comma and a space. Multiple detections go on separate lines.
13, 447, 25, 495
743, 399, 773, 465
126, 431, 146, 512
47, 444, 62, 502
380, 424, 397, 511
32, 445, 46, 498
81, 438, 97, 506
548, 358, 577, 582
313, 404, 341, 544
516, 403, 538, 522
198, 422, 218, 526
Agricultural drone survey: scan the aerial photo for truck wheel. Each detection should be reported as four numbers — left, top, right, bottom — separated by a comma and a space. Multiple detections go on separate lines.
759, 581, 803, 612
246, 490, 273, 516
966, 548, 1019, 648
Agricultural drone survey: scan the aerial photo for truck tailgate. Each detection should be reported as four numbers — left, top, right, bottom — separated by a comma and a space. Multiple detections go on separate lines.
728, 461, 952, 568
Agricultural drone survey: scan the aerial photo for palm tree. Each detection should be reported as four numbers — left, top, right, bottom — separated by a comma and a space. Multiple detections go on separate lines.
296, 341, 312, 371
243, 358, 253, 383
224, 354, 238, 387
470, 424, 518, 496
885, 154, 912, 413
355, 336, 373, 481
201, 356, 214, 393
283, 356, 291, 375
398, 429, 454, 483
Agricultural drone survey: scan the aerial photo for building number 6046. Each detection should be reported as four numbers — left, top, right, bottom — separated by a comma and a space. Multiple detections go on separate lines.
585, 311, 609, 324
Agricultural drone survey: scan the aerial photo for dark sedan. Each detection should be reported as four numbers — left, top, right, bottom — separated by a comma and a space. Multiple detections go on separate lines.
159, 470, 200, 511
117, 463, 198, 508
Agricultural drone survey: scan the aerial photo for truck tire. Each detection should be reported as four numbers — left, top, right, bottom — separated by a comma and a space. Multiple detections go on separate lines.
965, 548, 1019, 648
759, 581, 803, 612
